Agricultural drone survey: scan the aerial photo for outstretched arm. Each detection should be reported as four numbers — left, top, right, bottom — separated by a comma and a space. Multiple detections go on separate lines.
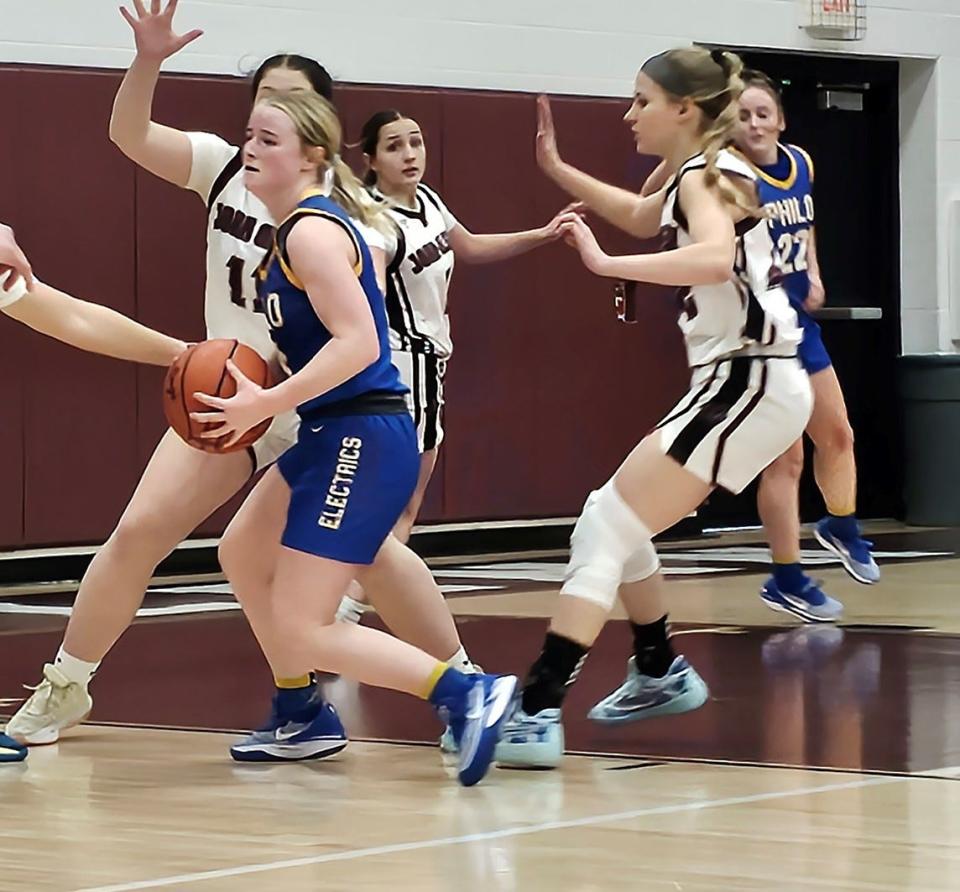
560, 171, 737, 287
2, 279, 186, 366
109, 0, 204, 187
446, 205, 568, 264
535, 95, 667, 239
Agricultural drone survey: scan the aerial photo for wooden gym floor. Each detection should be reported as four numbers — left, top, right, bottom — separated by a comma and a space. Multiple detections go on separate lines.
2, 523, 959, 891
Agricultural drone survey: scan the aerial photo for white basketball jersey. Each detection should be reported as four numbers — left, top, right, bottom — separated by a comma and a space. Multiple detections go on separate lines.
186, 132, 386, 361
660, 149, 801, 368
376, 184, 458, 359
186, 132, 277, 359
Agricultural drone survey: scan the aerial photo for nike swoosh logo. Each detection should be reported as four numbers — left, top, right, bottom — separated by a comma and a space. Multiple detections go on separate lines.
484, 676, 517, 728
311, 425, 324, 433
464, 683, 484, 722
274, 723, 304, 742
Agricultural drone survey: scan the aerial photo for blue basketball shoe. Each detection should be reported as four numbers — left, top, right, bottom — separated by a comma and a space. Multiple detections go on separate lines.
814, 516, 880, 584
229, 690, 347, 763
760, 575, 844, 623
0, 732, 27, 763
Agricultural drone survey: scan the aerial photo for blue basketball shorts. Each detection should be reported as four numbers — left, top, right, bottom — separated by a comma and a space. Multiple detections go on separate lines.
796, 310, 833, 375
276, 411, 419, 565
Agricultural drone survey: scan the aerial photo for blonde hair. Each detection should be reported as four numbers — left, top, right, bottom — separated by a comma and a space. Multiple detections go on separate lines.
642, 47, 758, 216
260, 91, 390, 235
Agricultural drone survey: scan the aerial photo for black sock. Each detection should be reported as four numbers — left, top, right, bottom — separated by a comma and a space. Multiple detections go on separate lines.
631, 615, 675, 678
521, 632, 590, 716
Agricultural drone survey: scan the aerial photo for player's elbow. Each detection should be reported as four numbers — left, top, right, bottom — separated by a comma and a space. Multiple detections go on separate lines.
108, 118, 142, 158
108, 115, 126, 148
625, 212, 661, 240
355, 327, 381, 368
698, 247, 735, 285
704, 262, 733, 285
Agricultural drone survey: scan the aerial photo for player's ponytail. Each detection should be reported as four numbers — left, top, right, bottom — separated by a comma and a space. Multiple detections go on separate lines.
328, 154, 391, 235
641, 47, 759, 217
260, 91, 391, 236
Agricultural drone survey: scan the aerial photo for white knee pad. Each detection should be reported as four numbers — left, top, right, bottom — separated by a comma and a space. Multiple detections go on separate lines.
561, 481, 653, 611
622, 539, 661, 584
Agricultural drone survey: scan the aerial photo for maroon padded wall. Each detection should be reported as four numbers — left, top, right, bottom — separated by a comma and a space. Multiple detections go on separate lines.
0, 69, 26, 547
0, 65, 688, 547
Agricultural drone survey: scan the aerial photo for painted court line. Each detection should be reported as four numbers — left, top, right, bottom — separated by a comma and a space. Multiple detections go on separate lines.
75, 774, 904, 892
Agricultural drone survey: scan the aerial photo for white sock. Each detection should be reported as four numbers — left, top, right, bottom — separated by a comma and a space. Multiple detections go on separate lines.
54, 646, 99, 688
446, 646, 477, 673
336, 595, 366, 624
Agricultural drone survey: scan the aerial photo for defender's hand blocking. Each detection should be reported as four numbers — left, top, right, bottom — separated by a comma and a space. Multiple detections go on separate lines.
119, 0, 203, 63
560, 215, 609, 275
541, 203, 586, 241
535, 95, 563, 176
192, 359, 271, 449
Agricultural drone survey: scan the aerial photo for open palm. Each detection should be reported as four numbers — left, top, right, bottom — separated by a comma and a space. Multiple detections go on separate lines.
535, 95, 563, 175
120, 0, 203, 62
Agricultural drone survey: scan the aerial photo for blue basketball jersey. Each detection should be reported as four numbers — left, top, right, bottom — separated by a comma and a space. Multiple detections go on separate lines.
256, 190, 406, 418
753, 144, 816, 310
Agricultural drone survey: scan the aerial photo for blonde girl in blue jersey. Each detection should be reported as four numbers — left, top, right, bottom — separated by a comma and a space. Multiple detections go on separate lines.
8, 0, 479, 760
734, 70, 878, 625
192, 91, 515, 786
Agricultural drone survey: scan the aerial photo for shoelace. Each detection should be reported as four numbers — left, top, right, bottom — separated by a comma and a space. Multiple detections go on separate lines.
21, 678, 59, 714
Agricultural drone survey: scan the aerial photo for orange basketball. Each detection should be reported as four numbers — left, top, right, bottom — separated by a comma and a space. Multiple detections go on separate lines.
163, 339, 274, 454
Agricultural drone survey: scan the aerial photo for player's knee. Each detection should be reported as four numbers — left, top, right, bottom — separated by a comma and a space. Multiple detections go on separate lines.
813, 415, 854, 457
765, 444, 803, 484
621, 540, 660, 584
106, 512, 178, 568
217, 524, 267, 586
831, 417, 855, 455
217, 531, 243, 580
561, 482, 653, 611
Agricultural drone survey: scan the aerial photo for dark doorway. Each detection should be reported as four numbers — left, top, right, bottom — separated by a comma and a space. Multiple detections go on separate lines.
700, 49, 903, 529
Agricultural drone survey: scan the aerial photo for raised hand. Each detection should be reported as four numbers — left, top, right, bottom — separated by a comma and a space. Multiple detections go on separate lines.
119, 0, 203, 63
535, 95, 563, 177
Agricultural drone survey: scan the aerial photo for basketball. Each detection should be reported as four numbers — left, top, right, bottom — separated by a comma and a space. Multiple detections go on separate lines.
162, 339, 274, 453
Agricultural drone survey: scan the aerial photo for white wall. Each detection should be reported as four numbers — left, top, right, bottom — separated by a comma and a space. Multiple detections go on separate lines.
2, 0, 958, 352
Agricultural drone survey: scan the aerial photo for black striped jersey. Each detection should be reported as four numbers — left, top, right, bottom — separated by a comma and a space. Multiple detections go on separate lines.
185, 132, 385, 362
374, 184, 458, 359
661, 149, 801, 367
